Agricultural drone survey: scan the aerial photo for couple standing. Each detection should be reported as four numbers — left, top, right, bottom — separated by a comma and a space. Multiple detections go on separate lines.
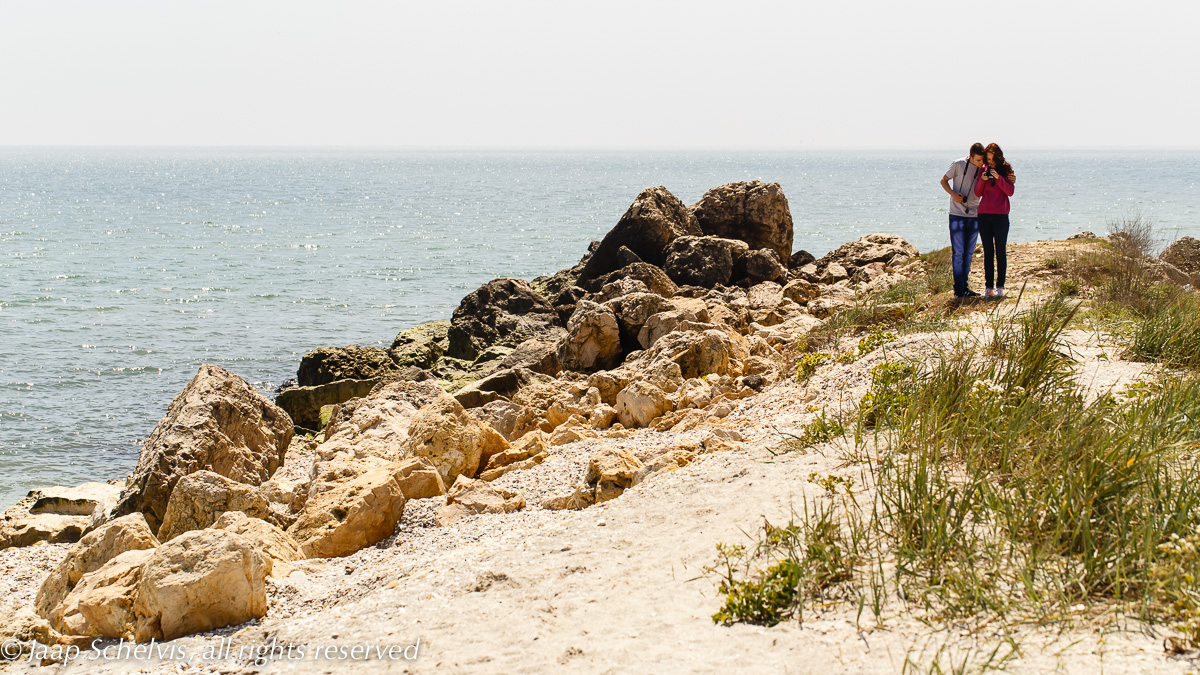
940, 142, 1015, 298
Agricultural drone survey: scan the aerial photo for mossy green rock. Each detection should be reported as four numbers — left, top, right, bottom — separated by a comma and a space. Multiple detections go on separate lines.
276, 378, 379, 431
391, 321, 450, 369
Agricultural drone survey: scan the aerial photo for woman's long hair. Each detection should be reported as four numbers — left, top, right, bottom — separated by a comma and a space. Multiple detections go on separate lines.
985, 143, 1014, 178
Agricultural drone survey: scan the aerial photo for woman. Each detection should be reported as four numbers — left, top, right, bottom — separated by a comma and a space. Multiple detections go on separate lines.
974, 143, 1016, 297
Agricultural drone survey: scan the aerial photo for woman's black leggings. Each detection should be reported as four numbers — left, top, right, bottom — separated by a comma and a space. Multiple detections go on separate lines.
978, 213, 1010, 289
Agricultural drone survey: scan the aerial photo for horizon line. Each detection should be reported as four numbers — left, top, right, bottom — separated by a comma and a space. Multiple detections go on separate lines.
2, 144, 1198, 152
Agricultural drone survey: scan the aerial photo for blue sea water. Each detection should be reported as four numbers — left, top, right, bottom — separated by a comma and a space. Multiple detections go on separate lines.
1, 148, 1197, 508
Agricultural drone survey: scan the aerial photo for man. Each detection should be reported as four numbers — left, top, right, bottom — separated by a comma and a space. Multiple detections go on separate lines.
939, 143, 986, 297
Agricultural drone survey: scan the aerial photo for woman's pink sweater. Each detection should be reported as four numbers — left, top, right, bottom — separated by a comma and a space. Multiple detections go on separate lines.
974, 170, 1015, 215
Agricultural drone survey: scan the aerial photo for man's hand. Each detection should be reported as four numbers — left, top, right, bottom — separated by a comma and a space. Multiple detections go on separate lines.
953, 194, 965, 203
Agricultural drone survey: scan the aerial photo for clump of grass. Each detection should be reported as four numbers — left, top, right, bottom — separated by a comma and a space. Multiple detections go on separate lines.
1055, 278, 1080, 297
1044, 256, 1065, 270
1107, 213, 1161, 259
1126, 292, 1200, 369
710, 505, 858, 626
775, 412, 846, 454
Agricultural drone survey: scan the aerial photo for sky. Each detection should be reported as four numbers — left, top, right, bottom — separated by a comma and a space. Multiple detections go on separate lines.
1, 0, 1197, 149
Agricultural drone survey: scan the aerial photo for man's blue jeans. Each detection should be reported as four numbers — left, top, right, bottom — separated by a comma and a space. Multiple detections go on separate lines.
949, 215, 979, 295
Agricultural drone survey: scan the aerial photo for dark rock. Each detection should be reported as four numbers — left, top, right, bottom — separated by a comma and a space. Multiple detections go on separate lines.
275, 378, 379, 431
690, 181, 794, 264
789, 250, 816, 270
662, 236, 749, 288
1161, 236, 1200, 275
579, 186, 702, 281
742, 249, 788, 284
111, 365, 293, 534
297, 345, 397, 388
275, 378, 297, 394
446, 278, 561, 360
551, 286, 588, 327
739, 374, 765, 391
454, 367, 553, 409
616, 246, 643, 267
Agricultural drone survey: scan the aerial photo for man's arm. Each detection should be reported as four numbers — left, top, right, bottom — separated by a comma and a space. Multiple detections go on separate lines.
940, 175, 964, 203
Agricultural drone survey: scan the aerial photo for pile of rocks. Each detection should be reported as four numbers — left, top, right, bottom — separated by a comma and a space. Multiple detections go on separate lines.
2, 180, 926, 648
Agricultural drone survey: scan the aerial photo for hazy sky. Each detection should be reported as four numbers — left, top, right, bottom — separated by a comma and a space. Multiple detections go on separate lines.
1, 1, 1196, 148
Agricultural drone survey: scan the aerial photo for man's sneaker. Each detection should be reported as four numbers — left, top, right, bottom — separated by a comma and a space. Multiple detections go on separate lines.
983, 288, 996, 297
962, 289, 982, 298
996, 288, 1006, 298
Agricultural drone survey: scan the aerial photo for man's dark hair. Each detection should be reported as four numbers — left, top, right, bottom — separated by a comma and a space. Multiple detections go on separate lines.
969, 142, 985, 157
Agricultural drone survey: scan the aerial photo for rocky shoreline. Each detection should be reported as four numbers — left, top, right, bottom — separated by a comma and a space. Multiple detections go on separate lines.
2, 180, 1198, 673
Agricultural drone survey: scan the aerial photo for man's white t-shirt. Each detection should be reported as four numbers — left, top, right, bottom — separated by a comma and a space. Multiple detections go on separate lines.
945, 158, 982, 218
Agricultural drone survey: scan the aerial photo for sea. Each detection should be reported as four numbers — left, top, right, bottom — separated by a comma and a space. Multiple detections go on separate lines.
1, 148, 1197, 508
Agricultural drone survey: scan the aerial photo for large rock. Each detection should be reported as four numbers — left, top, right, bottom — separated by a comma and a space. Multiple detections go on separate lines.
580, 186, 702, 281
435, 477, 525, 526
1161, 236, 1200, 275
318, 380, 447, 462
634, 329, 749, 379
212, 512, 304, 576
401, 394, 510, 484
662, 236, 749, 288
155, 471, 269, 542
275, 378, 378, 431
446, 278, 562, 360
690, 181, 794, 264
287, 467, 406, 558
111, 364, 293, 534
816, 233, 919, 273
615, 381, 673, 429
132, 529, 269, 641
35, 513, 159, 621
557, 300, 623, 372
297, 345, 400, 388
52, 549, 154, 639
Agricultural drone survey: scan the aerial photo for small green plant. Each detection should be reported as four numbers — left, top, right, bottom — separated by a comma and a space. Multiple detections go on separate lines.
1055, 278, 1080, 297
858, 361, 917, 427
782, 412, 846, 453
808, 472, 855, 495
857, 327, 897, 356
1044, 256, 1065, 270
795, 352, 832, 381
710, 507, 857, 626
838, 352, 857, 364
